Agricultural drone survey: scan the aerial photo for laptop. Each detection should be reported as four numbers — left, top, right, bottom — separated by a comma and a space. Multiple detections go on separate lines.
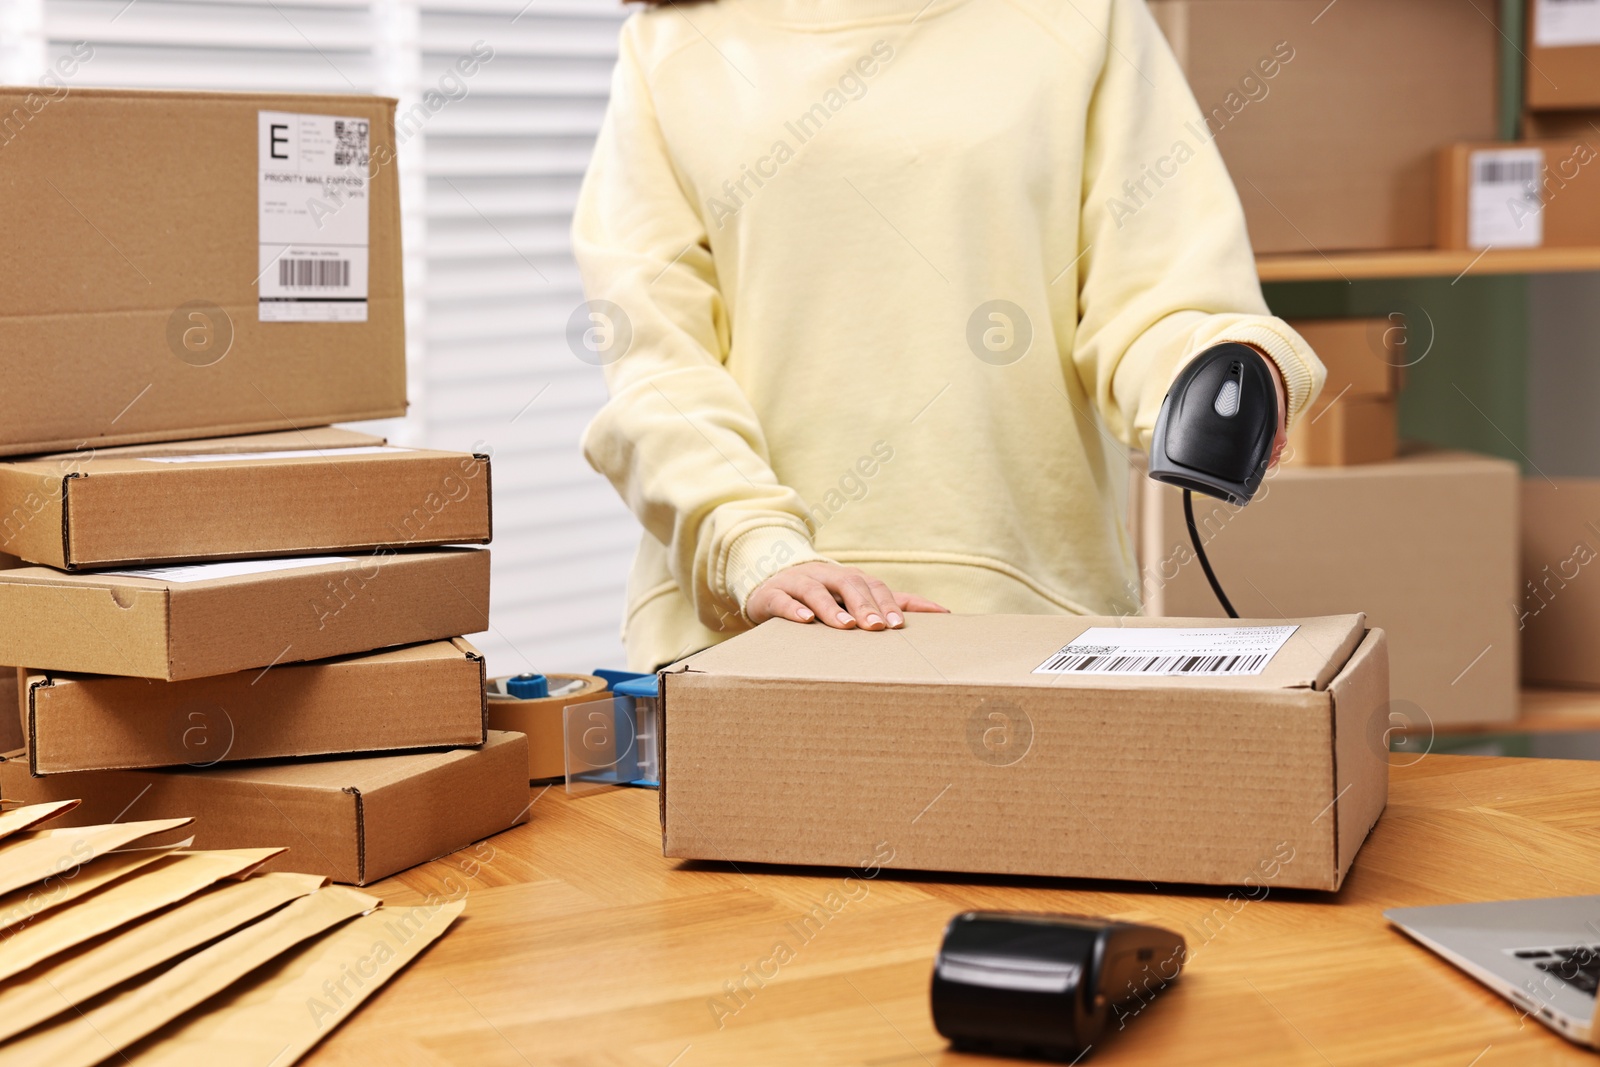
1387, 897, 1600, 1046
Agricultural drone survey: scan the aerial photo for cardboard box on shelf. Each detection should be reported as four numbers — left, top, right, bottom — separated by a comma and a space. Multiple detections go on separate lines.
0, 731, 531, 885
0, 427, 492, 570
1149, 0, 1498, 254
1522, 110, 1600, 146
1134, 449, 1518, 725
661, 613, 1388, 891
20, 639, 487, 775
1287, 319, 1401, 399
1436, 140, 1600, 250
1285, 396, 1399, 467
0, 548, 490, 681
1519, 480, 1600, 687
1525, 0, 1600, 110
0, 88, 405, 458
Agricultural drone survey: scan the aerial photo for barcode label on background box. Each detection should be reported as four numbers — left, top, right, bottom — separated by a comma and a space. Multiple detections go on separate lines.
1033, 626, 1298, 677
258, 111, 371, 323
1468, 148, 1545, 249
1535, 0, 1600, 47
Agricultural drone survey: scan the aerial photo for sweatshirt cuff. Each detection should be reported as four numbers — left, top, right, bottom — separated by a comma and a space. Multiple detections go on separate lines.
1218, 322, 1323, 428
721, 522, 829, 617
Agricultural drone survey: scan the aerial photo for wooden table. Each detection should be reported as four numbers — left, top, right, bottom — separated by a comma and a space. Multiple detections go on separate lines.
305, 755, 1600, 1066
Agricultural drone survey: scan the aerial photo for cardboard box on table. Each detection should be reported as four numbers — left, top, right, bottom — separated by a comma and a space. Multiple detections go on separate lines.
1436, 140, 1600, 250
0, 548, 490, 681
1149, 0, 1498, 253
0, 428, 492, 570
0, 731, 532, 885
1525, 0, 1600, 110
660, 613, 1389, 891
1520, 479, 1600, 687
1134, 449, 1518, 725
0, 88, 407, 457
18, 639, 488, 775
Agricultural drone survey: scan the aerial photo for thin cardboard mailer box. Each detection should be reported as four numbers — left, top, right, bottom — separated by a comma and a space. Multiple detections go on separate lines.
0, 88, 406, 457
18, 639, 488, 775
0, 547, 490, 680
0, 731, 532, 885
661, 614, 1389, 891
0, 427, 492, 569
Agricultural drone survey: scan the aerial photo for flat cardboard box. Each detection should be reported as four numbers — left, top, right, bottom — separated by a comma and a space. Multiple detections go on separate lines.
1520, 479, 1600, 687
0, 731, 531, 885
1286, 318, 1400, 399
1285, 395, 1399, 467
1150, 0, 1498, 253
0, 548, 490, 681
21, 639, 487, 775
0, 88, 405, 457
661, 614, 1388, 891
1436, 140, 1600, 249
1135, 449, 1518, 725
0, 427, 492, 569
1526, 0, 1600, 110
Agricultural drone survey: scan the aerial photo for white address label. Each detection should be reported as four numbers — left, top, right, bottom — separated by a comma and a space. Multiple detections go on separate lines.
258, 111, 371, 323
1468, 148, 1544, 249
1536, 0, 1600, 47
1034, 625, 1298, 676
98, 557, 355, 584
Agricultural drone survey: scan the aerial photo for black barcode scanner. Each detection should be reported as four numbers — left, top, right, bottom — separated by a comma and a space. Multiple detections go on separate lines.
1146, 343, 1279, 618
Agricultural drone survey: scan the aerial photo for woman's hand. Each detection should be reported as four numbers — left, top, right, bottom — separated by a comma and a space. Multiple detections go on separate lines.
745, 561, 950, 630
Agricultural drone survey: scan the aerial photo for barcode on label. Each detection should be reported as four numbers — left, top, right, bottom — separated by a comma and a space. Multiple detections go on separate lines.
278, 259, 351, 288
333, 119, 369, 168
1477, 158, 1539, 185
1037, 651, 1273, 675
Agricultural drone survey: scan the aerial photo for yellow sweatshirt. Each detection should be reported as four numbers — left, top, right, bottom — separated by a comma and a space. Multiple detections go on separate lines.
574, 0, 1325, 670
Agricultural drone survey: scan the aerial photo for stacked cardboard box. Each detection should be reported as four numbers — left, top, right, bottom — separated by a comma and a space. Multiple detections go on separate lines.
0, 89, 529, 884
1284, 319, 1403, 467
1148, 0, 1499, 254
1436, 139, 1600, 251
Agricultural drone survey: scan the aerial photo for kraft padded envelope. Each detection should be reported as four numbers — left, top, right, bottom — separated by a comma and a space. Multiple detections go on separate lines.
0, 799, 78, 842
0, 885, 379, 1067
0, 847, 177, 934
0, 818, 193, 897
126, 899, 465, 1066
0, 848, 284, 981
0, 872, 327, 1041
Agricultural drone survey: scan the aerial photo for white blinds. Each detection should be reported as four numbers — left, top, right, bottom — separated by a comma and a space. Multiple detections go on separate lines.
7, 0, 635, 673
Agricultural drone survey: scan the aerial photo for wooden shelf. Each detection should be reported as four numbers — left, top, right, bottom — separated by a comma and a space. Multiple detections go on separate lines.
1256, 245, 1600, 283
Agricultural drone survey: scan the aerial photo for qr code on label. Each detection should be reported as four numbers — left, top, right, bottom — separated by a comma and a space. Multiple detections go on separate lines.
333, 119, 370, 168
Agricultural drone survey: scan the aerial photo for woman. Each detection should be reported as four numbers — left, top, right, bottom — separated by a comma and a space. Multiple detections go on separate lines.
575, 0, 1324, 670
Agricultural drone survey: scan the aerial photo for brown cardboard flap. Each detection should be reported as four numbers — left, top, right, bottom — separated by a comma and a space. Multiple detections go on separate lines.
0, 871, 327, 1043
1329, 629, 1391, 886
0, 798, 78, 842
0, 848, 284, 982
126, 899, 464, 1064
0, 885, 378, 1067
675, 613, 1367, 692
0, 846, 178, 935
0, 817, 193, 897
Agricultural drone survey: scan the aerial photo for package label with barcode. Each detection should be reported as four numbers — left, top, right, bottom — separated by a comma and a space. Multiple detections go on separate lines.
1033, 625, 1299, 677
258, 111, 371, 323
1468, 148, 1545, 249
1535, 0, 1600, 47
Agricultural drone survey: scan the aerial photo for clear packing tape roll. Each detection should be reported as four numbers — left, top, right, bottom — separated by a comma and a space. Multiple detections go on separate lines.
486, 673, 610, 781
486, 673, 660, 793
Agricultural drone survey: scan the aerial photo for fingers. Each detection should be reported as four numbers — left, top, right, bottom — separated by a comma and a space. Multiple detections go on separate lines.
866, 578, 904, 628
897, 592, 950, 613
833, 575, 887, 630
751, 587, 814, 625
794, 578, 856, 629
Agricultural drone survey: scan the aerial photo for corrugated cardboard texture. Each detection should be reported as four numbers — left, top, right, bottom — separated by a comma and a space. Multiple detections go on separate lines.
1328, 629, 1390, 876
1520, 479, 1600, 686
0, 547, 490, 680
1138, 449, 1518, 725
0, 427, 491, 569
0, 731, 531, 885
662, 614, 1381, 890
0, 89, 405, 457
24, 639, 488, 774
1436, 140, 1600, 250
1150, 0, 1497, 253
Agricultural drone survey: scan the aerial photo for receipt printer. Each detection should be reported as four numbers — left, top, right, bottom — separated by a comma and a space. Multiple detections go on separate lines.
930, 912, 1186, 1060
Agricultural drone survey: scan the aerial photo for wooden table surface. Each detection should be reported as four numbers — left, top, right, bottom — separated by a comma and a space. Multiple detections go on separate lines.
303, 755, 1600, 1066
